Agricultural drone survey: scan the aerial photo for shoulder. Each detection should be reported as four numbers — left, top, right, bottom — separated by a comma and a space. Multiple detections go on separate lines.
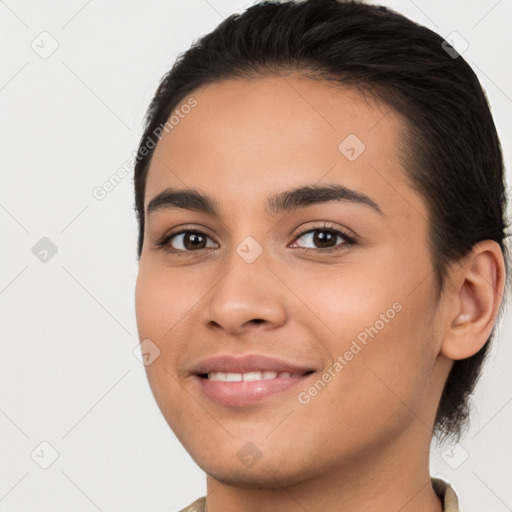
432, 477, 460, 512
177, 496, 206, 512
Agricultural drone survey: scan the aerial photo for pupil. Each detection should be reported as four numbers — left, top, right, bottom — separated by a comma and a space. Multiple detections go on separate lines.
314, 230, 335, 248
185, 232, 205, 250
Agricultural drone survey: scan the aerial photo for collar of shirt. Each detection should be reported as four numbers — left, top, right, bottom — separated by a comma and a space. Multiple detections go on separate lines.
178, 477, 460, 512
432, 477, 460, 511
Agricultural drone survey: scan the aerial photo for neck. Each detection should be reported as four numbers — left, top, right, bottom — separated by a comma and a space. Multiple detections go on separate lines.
204, 424, 443, 512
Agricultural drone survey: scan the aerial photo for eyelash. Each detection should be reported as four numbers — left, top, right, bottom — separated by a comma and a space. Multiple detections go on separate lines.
154, 223, 357, 257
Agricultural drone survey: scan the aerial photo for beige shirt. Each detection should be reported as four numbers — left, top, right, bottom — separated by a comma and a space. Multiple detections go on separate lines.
178, 478, 459, 512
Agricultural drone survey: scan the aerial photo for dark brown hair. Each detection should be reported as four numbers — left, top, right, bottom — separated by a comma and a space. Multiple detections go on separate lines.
133, 0, 510, 442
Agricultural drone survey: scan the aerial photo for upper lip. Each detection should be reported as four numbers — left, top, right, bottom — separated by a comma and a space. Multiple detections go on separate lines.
189, 354, 316, 375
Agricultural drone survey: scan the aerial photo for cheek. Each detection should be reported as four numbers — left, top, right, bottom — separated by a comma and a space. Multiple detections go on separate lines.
135, 262, 199, 337
324, 290, 436, 433
283, 258, 400, 347
291, 254, 436, 413
135, 264, 202, 401
135, 263, 160, 335
291, 306, 434, 462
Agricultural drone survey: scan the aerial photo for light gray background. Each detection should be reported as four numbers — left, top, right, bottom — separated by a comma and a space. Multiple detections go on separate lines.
1, 1, 511, 510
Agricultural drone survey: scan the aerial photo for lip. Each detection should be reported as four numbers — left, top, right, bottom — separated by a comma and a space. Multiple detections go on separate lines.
189, 353, 316, 375
189, 354, 316, 407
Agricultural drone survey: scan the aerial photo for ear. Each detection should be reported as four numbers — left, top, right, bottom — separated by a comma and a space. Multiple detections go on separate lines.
440, 240, 506, 361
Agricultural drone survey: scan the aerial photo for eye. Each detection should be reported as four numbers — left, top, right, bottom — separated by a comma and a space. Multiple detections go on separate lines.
154, 224, 356, 256
290, 225, 356, 253
155, 230, 218, 254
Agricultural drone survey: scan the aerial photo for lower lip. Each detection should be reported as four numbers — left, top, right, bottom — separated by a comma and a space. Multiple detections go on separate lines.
195, 374, 313, 406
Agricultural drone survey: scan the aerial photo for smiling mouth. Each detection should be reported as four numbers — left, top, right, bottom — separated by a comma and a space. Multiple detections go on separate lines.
194, 369, 316, 406
199, 370, 315, 381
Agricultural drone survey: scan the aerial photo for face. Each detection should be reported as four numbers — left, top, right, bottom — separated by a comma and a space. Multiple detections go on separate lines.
135, 75, 450, 487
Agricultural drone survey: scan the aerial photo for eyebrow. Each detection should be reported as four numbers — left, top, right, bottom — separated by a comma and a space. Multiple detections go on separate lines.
147, 183, 384, 217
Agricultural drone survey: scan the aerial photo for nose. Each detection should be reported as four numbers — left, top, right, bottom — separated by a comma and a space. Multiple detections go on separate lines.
200, 245, 288, 336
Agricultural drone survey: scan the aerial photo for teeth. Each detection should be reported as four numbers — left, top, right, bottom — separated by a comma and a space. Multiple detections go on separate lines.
208, 372, 227, 381
207, 371, 301, 381
244, 371, 265, 381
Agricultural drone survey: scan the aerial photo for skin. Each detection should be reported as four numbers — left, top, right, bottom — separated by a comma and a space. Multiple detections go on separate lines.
135, 74, 505, 511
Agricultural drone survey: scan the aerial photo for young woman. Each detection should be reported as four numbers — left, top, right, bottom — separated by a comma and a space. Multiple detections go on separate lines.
133, 1, 508, 510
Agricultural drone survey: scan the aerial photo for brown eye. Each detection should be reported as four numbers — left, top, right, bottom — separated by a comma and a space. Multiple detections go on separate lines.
291, 227, 356, 252
181, 232, 207, 250
312, 230, 337, 248
160, 230, 218, 252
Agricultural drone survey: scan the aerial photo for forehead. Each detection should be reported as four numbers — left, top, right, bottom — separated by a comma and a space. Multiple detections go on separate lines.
145, 75, 424, 223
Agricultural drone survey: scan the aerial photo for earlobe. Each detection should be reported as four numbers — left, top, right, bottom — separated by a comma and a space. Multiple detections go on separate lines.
441, 240, 506, 361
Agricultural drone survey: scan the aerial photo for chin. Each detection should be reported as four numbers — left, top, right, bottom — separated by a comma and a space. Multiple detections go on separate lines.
193, 449, 316, 489
205, 466, 308, 489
